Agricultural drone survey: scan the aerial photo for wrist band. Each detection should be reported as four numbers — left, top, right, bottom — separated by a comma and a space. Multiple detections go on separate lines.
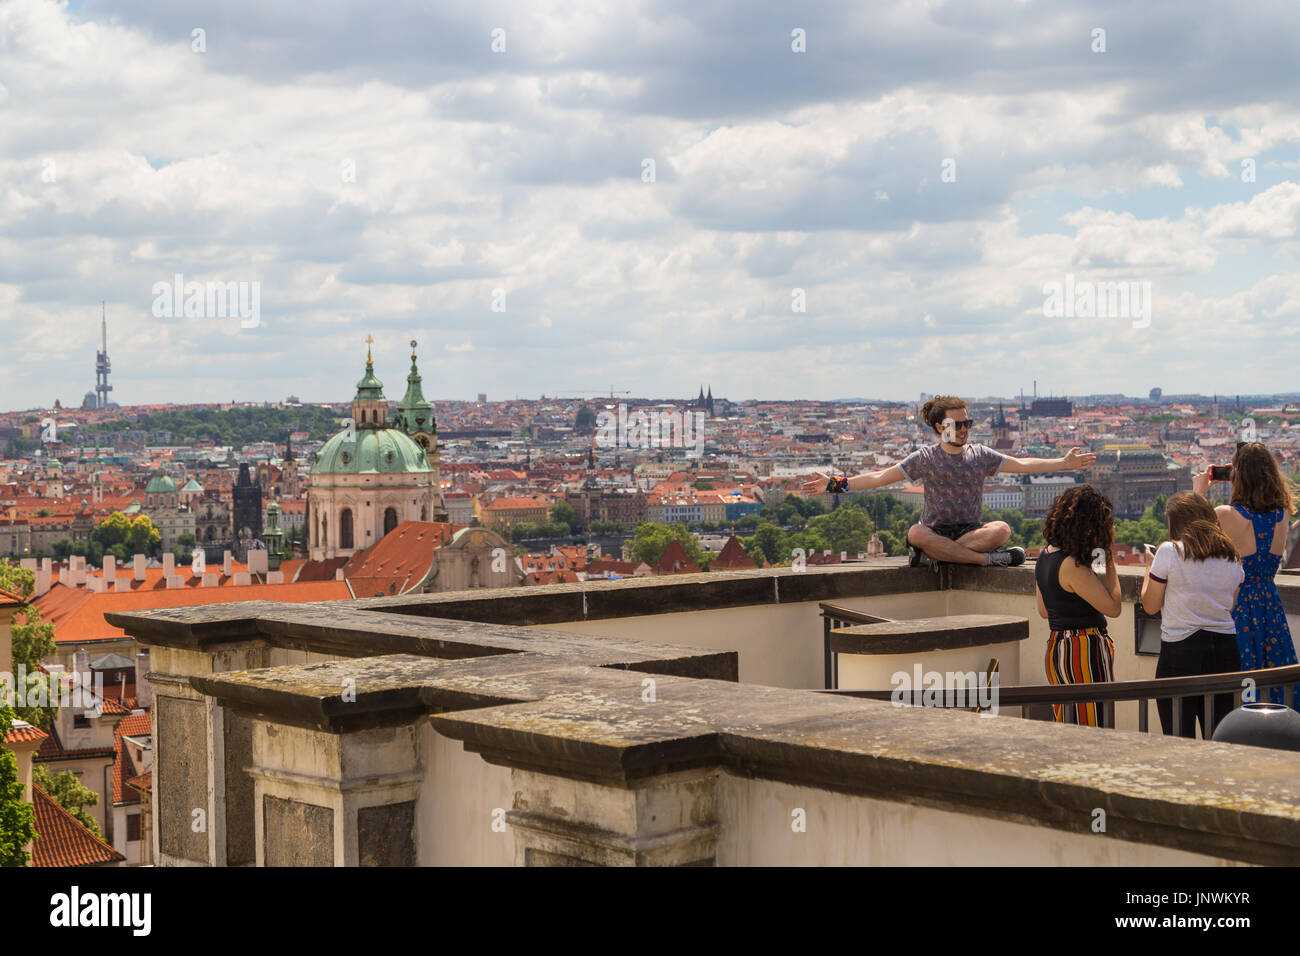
826, 476, 849, 494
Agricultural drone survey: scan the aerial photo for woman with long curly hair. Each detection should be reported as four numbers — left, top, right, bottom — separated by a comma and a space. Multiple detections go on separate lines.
1034, 485, 1122, 725
1195, 442, 1299, 708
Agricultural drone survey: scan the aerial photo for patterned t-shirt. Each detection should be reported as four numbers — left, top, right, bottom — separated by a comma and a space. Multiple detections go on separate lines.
896, 442, 1007, 527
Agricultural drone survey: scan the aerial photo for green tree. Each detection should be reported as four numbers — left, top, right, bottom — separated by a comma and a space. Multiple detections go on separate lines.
875, 529, 904, 556
0, 704, 38, 866
786, 529, 832, 560
747, 522, 788, 565
807, 505, 875, 555
91, 511, 161, 562
173, 531, 198, 564
549, 501, 577, 534
32, 764, 101, 837
0, 564, 56, 728
589, 520, 625, 535
0, 562, 34, 599
51, 539, 78, 561
629, 523, 708, 568
10, 606, 57, 729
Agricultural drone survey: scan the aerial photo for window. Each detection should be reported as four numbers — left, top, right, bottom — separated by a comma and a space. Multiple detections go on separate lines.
73, 714, 90, 729
127, 814, 141, 842
340, 509, 354, 549
384, 508, 398, 535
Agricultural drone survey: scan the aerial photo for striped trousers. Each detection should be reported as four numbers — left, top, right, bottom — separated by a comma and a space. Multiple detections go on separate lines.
1045, 627, 1115, 726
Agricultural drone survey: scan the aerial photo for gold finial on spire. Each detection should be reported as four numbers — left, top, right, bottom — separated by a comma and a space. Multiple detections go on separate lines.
365, 333, 374, 363
410, 339, 418, 362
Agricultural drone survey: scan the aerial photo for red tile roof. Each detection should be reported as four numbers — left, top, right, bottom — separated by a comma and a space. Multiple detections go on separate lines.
112, 712, 151, 805
126, 769, 151, 796
710, 535, 757, 569
485, 497, 545, 511
34, 579, 352, 645
3, 723, 48, 746
653, 540, 700, 575
31, 784, 125, 867
340, 521, 464, 597
525, 568, 580, 585
36, 724, 115, 762
289, 557, 349, 582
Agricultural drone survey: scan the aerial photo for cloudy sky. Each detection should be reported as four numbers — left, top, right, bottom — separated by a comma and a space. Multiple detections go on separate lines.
2, 0, 1300, 410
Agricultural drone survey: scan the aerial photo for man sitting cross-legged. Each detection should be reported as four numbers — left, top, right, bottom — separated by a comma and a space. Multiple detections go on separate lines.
802, 395, 1096, 567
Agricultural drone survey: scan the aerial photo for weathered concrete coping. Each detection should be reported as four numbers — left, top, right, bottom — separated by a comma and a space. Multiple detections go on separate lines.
193, 651, 1300, 865
107, 602, 737, 681
831, 614, 1028, 655
344, 562, 937, 624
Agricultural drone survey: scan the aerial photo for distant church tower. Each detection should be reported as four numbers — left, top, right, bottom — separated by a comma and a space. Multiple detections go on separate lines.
991, 403, 1014, 450
392, 340, 447, 522
231, 463, 263, 558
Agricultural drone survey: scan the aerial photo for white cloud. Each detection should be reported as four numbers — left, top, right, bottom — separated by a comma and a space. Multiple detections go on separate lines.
4, 0, 1300, 406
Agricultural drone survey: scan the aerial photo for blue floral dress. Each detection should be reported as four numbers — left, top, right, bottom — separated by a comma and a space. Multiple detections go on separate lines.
1231, 505, 1299, 708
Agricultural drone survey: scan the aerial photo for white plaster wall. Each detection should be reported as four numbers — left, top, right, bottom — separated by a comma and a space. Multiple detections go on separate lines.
836, 639, 1021, 693
417, 724, 515, 866
532, 592, 947, 688
715, 774, 1244, 867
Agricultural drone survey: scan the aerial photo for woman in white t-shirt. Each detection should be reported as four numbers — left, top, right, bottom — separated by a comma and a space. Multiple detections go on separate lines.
1140, 492, 1243, 738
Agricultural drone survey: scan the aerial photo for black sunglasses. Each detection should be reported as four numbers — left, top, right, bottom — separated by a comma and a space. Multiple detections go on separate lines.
944, 419, 974, 429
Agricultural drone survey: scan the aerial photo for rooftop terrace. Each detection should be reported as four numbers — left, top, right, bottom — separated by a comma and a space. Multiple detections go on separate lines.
108, 560, 1300, 866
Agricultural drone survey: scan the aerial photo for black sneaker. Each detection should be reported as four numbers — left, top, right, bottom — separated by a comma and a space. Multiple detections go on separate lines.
908, 545, 936, 568
987, 547, 1026, 567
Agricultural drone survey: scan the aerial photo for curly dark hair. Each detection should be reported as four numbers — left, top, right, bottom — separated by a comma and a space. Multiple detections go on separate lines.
1042, 485, 1114, 566
919, 395, 967, 433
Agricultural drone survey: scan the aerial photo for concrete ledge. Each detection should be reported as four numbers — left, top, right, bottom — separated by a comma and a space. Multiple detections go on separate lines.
193, 651, 1300, 865
831, 614, 1028, 655
112, 604, 739, 683
346, 563, 936, 624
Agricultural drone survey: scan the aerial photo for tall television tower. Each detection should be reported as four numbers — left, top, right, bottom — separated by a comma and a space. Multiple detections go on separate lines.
95, 301, 112, 409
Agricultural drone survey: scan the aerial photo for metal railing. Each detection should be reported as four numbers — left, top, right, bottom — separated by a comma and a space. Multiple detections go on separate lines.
821, 601, 893, 689
815, 663, 1300, 734
818, 602, 1300, 735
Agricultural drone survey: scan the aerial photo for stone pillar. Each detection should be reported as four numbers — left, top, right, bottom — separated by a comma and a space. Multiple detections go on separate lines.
146, 641, 272, 866
248, 722, 421, 867
506, 767, 719, 866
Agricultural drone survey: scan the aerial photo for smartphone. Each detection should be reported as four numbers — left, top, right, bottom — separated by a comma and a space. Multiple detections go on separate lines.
1209, 465, 1232, 482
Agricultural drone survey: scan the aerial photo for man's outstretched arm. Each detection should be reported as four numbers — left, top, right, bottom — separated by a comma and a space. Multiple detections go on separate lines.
799, 465, 905, 495
999, 447, 1096, 474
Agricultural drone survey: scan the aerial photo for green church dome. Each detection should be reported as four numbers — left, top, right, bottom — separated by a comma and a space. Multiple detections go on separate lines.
311, 427, 431, 475
145, 472, 178, 494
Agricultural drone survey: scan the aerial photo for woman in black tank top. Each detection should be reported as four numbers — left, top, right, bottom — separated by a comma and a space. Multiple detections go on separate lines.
1034, 486, 1123, 726
1036, 551, 1106, 631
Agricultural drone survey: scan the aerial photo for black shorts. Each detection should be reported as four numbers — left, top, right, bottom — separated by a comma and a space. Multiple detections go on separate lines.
928, 522, 982, 541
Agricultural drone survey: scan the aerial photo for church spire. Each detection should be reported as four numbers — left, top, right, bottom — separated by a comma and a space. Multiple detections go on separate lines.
395, 339, 434, 435
352, 334, 387, 428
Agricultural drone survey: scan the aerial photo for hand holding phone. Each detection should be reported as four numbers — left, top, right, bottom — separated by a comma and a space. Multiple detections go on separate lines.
1209, 465, 1232, 482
